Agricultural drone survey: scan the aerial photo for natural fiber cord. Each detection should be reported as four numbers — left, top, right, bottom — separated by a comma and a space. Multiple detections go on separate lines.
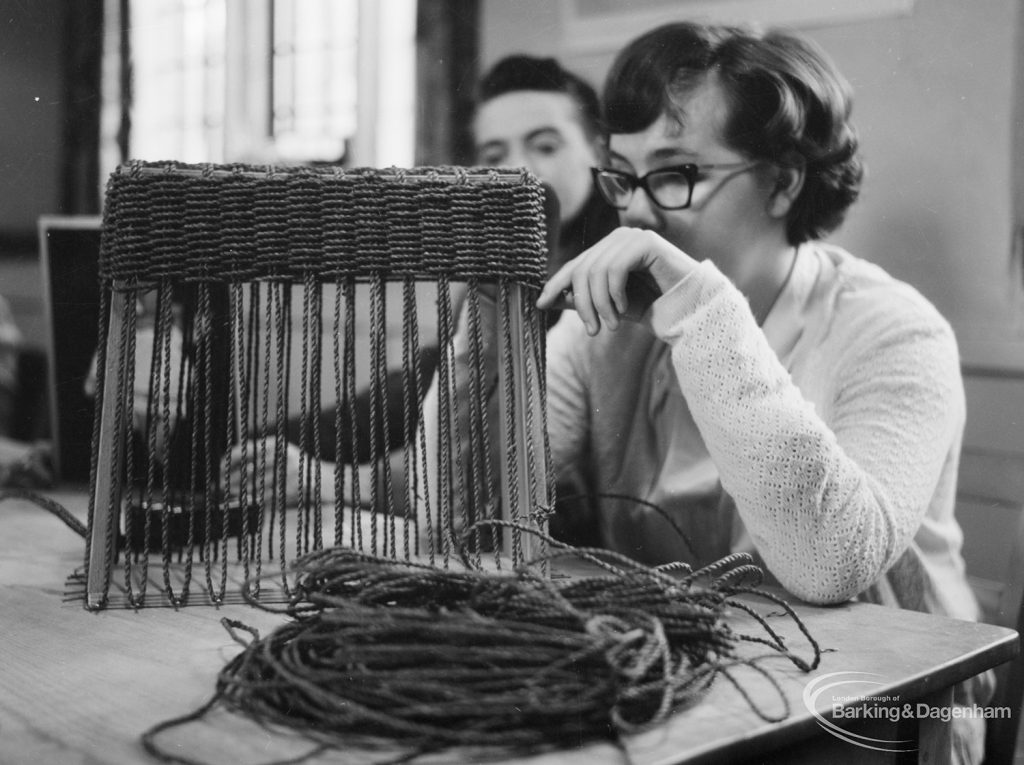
85, 162, 552, 609
141, 532, 821, 764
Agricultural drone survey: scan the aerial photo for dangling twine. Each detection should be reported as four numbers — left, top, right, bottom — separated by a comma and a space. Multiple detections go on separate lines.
141, 522, 822, 764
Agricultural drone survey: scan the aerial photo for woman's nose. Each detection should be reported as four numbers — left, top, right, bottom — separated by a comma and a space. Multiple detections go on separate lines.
619, 187, 661, 229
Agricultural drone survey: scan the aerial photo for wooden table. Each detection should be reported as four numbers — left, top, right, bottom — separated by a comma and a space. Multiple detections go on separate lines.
0, 490, 1016, 764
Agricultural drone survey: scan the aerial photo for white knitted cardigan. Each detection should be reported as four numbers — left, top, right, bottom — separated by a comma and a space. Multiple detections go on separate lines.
544, 243, 978, 619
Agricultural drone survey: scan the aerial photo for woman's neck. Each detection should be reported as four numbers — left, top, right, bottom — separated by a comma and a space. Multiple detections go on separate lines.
745, 244, 799, 327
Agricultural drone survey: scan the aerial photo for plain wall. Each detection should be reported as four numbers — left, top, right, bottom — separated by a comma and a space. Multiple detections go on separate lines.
0, 1, 66, 350
480, 0, 1024, 367
0, 1, 64, 236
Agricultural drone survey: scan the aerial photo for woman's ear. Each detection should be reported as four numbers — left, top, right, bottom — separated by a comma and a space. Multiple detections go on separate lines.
767, 158, 805, 219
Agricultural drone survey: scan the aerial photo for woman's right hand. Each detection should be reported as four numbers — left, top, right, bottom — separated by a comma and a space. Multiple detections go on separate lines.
536, 227, 697, 335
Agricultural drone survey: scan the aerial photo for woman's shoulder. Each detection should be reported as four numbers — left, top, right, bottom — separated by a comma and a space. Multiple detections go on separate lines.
813, 242, 953, 334
805, 243, 965, 416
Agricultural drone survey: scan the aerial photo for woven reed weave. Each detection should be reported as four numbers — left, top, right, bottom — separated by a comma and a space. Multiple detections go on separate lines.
85, 160, 553, 609
99, 161, 549, 286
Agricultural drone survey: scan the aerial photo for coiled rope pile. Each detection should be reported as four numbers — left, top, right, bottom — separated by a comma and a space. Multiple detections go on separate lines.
142, 525, 821, 764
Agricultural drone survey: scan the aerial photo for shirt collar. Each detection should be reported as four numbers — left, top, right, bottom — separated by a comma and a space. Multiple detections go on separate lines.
760, 243, 818, 364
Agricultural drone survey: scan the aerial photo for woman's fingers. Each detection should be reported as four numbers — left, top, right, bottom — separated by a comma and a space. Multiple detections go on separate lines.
537, 229, 642, 334
537, 228, 696, 333
543, 232, 622, 334
588, 253, 621, 332
537, 257, 577, 310
570, 256, 601, 335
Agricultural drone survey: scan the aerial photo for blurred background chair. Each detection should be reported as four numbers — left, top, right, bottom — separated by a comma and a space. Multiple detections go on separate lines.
956, 367, 1024, 765
37, 215, 103, 485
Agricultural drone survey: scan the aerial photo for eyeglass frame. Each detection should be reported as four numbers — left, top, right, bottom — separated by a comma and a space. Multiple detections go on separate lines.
591, 160, 762, 211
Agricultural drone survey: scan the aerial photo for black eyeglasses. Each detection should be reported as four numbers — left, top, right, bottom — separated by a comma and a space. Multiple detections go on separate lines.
591, 161, 760, 211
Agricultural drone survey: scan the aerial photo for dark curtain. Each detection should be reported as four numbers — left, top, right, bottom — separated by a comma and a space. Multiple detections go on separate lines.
60, 0, 105, 215
414, 0, 480, 166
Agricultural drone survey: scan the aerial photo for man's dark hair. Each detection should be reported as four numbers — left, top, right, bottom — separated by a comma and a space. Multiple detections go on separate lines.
604, 22, 864, 245
478, 55, 604, 141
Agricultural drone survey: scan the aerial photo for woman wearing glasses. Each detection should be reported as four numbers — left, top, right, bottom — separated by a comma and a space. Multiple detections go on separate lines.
529, 21, 985, 763
426, 20, 985, 763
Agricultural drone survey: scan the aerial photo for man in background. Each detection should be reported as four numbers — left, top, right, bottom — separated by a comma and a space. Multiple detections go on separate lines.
473, 54, 616, 280
285, 55, 617, 482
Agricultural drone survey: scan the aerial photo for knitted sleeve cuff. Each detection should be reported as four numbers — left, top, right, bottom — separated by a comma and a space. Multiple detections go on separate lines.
646, 260, 731, 342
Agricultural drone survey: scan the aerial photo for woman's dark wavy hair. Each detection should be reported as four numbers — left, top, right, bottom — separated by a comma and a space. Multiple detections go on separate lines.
604, 22, 863, 245
478, 55, 604, 142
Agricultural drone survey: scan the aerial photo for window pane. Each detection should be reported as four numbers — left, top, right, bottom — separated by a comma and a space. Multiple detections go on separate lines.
272, 0, 358, 163
130, 0, 226, 162
374, 0, 416, 167
117, 0, 414, 167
